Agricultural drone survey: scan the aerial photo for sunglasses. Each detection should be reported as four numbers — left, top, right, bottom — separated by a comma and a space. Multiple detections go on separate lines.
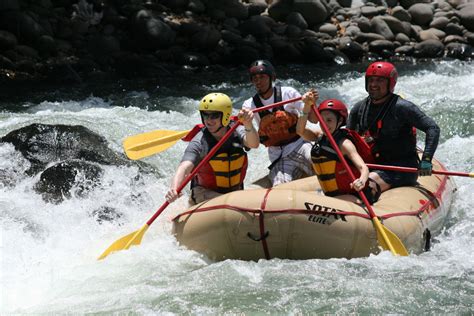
201, 112, 221, 120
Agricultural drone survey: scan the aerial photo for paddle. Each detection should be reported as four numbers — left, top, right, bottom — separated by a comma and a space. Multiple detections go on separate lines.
123, 129, 190, 160
310, 105, 409, 256
98, 96, 302, 260
366, 163, 473, 178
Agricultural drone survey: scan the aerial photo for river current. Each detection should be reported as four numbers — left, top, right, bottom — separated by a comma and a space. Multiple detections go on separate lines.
1, 60, 473, 314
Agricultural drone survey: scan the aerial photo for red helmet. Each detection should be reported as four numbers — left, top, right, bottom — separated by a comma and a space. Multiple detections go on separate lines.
365, 61, 398, 93
318, 99, 348, 125
249, 60, 276, 81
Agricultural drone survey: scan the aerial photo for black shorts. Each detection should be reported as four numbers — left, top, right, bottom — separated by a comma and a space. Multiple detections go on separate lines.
374, 169, 418, 187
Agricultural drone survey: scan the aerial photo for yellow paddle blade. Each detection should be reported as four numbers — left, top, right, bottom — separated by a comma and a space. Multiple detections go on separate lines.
97, 224, 149, 260
123, 130, 190, 160
372, 217, 409, 256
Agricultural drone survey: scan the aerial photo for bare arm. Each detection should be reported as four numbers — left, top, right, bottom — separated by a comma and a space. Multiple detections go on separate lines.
165, 160, 195, 203
238, 108, 259, 148
341, 139, 369, 191
296, 89, 321, 141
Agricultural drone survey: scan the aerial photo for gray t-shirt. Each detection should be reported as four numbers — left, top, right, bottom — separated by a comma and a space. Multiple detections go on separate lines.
181, 124, 247, 165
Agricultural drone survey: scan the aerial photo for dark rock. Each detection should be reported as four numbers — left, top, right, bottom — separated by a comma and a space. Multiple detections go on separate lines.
339, 39, 366, 61
345, 25, 361, 37
286, 24, 303, 38
36, 35, 57, 56
0, 0, 20, 10
0, 124, 130, 175
458, 3, 474, 32
445, 42, 473, 59
34, 160, 103, 204
336, 0, 352, 7
380, 15, 411, 35
444, 34, 467, 44
371, 16, 395, 40
361, 6, 380, 18
240, 15, 274, 39
319, 23, 338, 37
300, 37, 333, 62
354, 32, 386, 43
466, 32, 474, 46
408, 3, 434, 26
419, 28, 446, 40
399, 0, 425, 10
294, 0, 329, 26
0, 30, 17, 51
395, 32, 411, 43
188, 0, 206, 13
268, 0, 293, 21
369, 39, 395, 53
395, 44, 415, 55
176, 52, 210, 67
247, 0, 268, 16
445, 22, 464, 35
392, 5, 412, 22
191, 26, 221, 50
353, 16, 371, 33
430, 16, 449, 30
0, 54, 14, 70
286, 12, 308, 30
0, 11, 46, 44
221, 29, 243, 46
414, 39, 445, 57
132, 10, 176, 50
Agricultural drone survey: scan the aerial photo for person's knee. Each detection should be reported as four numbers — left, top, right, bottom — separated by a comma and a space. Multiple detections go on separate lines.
369, 172, 391, 192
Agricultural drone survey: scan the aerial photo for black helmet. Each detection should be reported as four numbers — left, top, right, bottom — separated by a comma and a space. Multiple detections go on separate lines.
249, 60, 276, 81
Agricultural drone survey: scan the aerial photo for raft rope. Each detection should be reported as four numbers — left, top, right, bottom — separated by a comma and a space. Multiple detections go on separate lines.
172, 174, 452, 253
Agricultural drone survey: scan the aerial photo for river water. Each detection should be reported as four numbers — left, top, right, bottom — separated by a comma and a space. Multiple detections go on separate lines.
1, 60, 473, 314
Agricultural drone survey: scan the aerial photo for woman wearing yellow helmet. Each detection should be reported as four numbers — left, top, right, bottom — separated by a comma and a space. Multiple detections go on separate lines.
166, 93, 259, 205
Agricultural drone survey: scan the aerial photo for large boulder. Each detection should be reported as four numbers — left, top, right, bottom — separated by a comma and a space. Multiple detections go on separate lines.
0, 123, 157, 206
0, 124, 130, 174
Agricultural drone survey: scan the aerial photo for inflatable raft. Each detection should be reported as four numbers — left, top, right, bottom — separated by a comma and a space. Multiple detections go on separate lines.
172, 157, 456, 261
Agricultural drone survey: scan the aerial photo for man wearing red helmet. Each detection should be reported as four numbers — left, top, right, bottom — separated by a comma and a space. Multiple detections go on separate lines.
242, 60, 315, 186
297, 90, 371, 199
347, 61, 440, 198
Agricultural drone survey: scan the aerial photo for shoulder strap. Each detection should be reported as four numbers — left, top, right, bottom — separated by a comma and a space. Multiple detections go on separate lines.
182, 124, 205, 142
253, 85, 283, 118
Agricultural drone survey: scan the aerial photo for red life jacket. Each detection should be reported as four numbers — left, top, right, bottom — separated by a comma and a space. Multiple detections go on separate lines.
310, 129, 375, 196
183, 123, 248, 193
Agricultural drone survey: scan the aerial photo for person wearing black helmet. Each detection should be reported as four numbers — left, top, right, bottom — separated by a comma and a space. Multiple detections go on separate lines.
347, 61, 440, 200
242, 60, 315, 187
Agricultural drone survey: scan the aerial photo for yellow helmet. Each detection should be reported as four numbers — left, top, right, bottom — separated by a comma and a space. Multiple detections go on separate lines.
199, 93, 232, 126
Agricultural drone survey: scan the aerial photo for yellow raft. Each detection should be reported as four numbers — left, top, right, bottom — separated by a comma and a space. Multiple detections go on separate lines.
172, 158, 456, 261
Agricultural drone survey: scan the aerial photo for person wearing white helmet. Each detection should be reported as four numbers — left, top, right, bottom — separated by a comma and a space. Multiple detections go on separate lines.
166, 93, 259, 205
242, 59, 315, 187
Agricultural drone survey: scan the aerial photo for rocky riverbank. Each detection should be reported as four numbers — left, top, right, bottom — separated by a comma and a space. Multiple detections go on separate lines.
0, 0, 473, 87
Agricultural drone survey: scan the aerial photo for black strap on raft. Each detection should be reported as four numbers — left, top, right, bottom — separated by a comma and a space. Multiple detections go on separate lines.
252, 85, 282, 118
